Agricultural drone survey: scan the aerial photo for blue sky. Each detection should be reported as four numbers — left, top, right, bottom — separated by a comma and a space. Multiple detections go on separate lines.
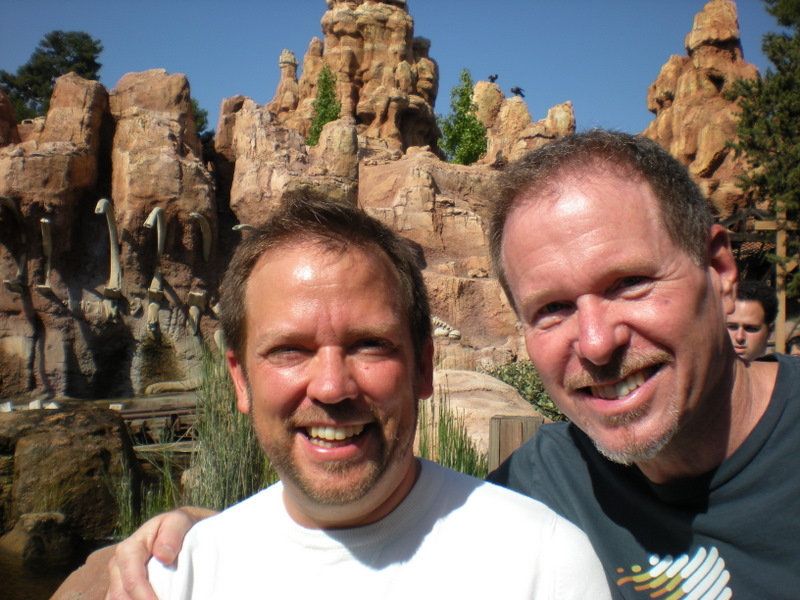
0, 1, 779, 134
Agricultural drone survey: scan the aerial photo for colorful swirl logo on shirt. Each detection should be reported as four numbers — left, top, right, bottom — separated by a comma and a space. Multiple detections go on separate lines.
616, 546, 732, 599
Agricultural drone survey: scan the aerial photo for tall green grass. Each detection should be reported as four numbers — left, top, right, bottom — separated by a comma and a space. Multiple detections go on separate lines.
183, 348, 277, 510
110, 446, 181, 539
111, 347, 277, 536
417, 385, 488, 479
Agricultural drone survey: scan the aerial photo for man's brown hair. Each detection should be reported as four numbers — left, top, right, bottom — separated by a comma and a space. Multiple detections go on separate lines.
219, 192, 432, 372
489, 129, 714, 312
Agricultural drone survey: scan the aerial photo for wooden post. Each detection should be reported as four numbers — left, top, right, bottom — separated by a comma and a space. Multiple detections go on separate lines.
488, 415, 546, 472
754, 212, 798, 353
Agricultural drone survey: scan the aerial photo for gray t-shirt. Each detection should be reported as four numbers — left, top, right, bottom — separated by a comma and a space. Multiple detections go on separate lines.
489, 353, 800, 599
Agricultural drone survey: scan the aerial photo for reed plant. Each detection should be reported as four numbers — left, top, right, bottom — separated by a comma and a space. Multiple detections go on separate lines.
109, 458, 138, 539
417, 383, 488, 479
111, 347, 277, 535
110, 449, 180, 539
183, 348, 277, 510
32, 479, 68, 513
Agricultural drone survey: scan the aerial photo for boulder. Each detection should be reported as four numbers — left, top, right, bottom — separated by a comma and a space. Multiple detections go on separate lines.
0, 511, 73, 565
0, 407, 141, 543
427, 369, 544, 454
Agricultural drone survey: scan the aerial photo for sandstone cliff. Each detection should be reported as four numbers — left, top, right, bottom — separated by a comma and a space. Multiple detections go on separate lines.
268, 0, 440, 152
643, 0, 759, 217
473, 81, 575, 166
0, 1, 525, 399
0, 0, 758, 400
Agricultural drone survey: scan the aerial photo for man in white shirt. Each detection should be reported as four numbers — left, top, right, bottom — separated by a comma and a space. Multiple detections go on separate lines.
115, 193, 608, 600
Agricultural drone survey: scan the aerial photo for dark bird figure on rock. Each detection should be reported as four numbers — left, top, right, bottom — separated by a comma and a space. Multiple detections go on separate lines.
488, 74, 498, 83
510, 86, 525, 98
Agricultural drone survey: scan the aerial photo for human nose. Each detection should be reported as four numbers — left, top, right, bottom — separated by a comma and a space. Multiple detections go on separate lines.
574, 297, 630, 365
733, 326, 746, 343
306, 348, 358, 404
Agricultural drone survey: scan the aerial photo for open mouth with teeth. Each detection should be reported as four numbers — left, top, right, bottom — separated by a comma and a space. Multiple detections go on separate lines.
305, 424, 366, 448
586, 365, 660, 400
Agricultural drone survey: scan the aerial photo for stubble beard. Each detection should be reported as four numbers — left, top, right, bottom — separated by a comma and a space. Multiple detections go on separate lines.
590, 405, 680, 466
246, 384, 418, 506
565, 349, 679, 466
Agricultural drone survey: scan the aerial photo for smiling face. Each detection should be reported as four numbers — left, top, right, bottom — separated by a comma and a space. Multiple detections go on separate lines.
726, 300, 771, 360
501, 168, 738, 470
227, 241, 433, 529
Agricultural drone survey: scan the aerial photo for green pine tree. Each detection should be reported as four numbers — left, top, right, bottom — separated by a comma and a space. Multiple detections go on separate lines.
728, 0, 800, 292
0, 30, 103, 120
306, 65, 341, 146
437, 69, 487, 165
191, 98, 211, 136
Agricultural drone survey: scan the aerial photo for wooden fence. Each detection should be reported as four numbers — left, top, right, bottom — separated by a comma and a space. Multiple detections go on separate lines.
488, 415, 547, 472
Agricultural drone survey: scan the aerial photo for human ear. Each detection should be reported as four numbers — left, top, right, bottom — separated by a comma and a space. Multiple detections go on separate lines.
417, 338, 435, 400
226, 349, 251, 415
707, 224, 738, 316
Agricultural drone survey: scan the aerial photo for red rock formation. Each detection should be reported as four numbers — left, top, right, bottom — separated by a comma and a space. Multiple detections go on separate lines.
359, 147, 523, 368
0, 408, 141, 543
214, 95, 359, 226
643, 0, 758, 216
0, 70, 221, 398
109, 69, 215, 289
473, 80, 576, 166
0, 73, 110, 397
268, 0, 439, 152
0, 0, 761, 400
268, 50, 302, 119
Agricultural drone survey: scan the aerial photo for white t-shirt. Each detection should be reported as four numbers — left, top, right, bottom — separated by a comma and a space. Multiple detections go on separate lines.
149, 459, 610, 599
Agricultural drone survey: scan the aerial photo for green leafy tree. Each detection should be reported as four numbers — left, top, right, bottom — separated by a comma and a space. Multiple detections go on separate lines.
306, 65, 341, 146
728, 0, 800, 292
191, 98, 211, 136
0, 30, 103, 120
437, 69, 487, 165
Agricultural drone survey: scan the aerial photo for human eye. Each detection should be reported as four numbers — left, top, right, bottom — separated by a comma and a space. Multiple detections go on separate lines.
744, 325, 762, 333
264, 345, 309, 364
530, 301, 573, 329
351, 338, 396, 356
541, 301, 571, 315
612, 276, 652, 298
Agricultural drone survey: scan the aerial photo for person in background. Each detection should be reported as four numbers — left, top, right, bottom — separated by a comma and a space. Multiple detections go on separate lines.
726, 280, 778, 360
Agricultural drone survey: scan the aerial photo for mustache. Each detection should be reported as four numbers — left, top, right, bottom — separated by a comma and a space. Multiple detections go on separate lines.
564, 349, 674, 391
287, 401, 374, 427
